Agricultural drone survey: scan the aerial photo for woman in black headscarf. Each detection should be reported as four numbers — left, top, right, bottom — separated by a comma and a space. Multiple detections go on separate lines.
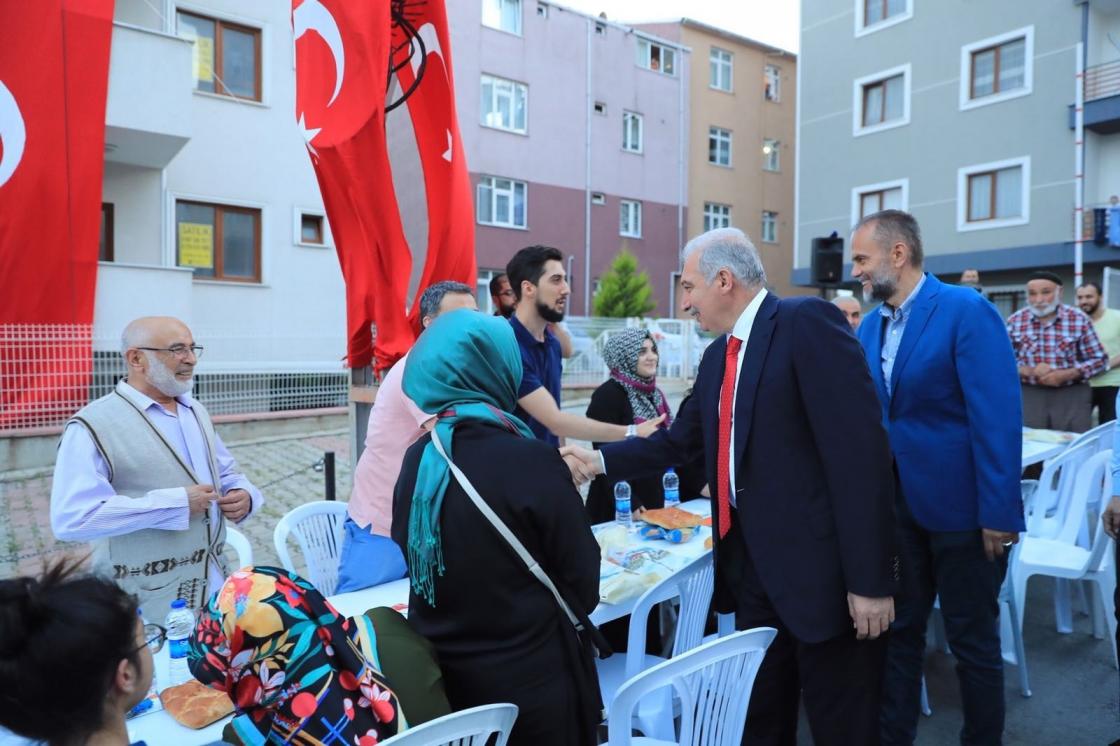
585, 328, 674, 524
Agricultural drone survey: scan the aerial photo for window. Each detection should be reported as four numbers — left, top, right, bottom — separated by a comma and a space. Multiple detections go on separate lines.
622, 111, 643, 153
620, 200, 642, 238
536, 2, 548, 18
851, 179, 909, 226
480, 74, 527, 133
710, 47, 733, 91
595, 21, 606, 36
853, 64, 911, 135
704, 202, 731, 231
175, 200, 261, 282
637, 38, 676, 76
591, 192, 606, 205
476, 268, 504, 314
858, 0, 911, 33
477, 176, 527, 228
177, 11, 261, 101
296, 210, 326, 246
761, 211, 778, 243
764, 65, 781, 102
709, 126, 732, 166
956, 156, 1030, 231
482, 0, 521, 34
762, 139, 780, 172
99, 203, 114, 262
960, 28, 1033, 110
593, 101, 606, 115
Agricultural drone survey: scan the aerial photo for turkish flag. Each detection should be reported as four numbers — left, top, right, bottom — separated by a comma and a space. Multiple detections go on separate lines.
0, 0, 114, 428
293, 0, 475, 376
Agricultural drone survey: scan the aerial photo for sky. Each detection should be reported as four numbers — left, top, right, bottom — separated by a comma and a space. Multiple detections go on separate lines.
554, 0, 801, 53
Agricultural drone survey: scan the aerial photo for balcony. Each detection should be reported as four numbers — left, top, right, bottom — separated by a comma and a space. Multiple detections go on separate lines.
104, 23, 192, 168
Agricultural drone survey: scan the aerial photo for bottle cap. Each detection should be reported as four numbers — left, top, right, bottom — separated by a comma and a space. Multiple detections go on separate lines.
170, 599, 187, 609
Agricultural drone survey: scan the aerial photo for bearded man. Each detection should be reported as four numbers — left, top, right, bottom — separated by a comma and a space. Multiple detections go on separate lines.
1007, 271, 1108, 432
51, 316, 262, 613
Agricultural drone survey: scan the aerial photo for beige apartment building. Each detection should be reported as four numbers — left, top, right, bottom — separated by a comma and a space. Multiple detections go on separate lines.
639, 18, 801, 301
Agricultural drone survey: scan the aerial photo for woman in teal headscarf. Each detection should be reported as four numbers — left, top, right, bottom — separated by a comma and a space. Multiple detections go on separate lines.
391, 309, 603, 746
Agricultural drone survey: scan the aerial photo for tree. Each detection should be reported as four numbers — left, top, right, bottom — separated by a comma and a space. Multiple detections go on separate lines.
593, 249, 657, 318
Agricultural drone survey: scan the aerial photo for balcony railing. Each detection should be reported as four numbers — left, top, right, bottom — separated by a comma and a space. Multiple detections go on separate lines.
1085, 60, 1120, 102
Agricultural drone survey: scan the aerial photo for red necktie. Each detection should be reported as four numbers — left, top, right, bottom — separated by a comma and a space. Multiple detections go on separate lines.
717, 336, 742, 539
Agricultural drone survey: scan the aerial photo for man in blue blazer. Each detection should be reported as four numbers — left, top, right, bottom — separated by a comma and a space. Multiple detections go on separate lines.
851, 210, 1023, 745
564, 228, 898, 745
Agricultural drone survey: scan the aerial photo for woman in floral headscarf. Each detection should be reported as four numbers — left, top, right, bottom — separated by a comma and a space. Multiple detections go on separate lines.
188, 566, 409, 746
585, 327, 675, 523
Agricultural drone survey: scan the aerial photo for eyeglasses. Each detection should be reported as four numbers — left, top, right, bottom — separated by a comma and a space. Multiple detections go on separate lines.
135, 623, 167, 654
136, 344, 204, 360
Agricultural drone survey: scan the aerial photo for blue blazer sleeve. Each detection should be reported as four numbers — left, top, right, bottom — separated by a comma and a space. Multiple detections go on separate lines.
956, 297, 1025, 532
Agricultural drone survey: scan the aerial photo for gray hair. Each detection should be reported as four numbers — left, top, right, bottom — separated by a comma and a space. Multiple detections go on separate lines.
680, 228, 766, 287
831, 295, 861, 309
119, 319, 151, 355
854, 209, 924, 268
419, 280, 474, 321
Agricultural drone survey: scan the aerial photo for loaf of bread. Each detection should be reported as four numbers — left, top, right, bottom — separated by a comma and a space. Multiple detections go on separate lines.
160, 680, 234, 729
638, 506, 704, 530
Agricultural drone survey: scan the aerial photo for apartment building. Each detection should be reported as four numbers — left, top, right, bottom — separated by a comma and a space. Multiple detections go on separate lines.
638, 18, 802, 300
797, 0, 1120, 313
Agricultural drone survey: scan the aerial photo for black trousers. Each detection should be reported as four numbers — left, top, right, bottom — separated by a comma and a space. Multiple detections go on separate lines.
719, 511, 887, 746
880, 492, 1008, 746
1092, 385, 1118, 424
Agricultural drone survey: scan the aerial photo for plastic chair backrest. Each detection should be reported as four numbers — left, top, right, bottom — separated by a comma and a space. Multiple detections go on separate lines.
1027, 440, 1097, 535
1056, 450, 1112, 547
273, 501, 348, 595
608, 627, 777, 746
377, 704, 518, 746
224, 526, 253, 571
623, 553, 715, 679
1065, 420, 1115, 456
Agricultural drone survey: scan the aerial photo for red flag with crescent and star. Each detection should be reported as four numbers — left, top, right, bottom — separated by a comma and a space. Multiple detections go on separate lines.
0, 0, 114, 428
293, 0, 475, 376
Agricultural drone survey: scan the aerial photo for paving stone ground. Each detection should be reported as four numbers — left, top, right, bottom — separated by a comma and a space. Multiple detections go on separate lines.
1, 382, 1116, 743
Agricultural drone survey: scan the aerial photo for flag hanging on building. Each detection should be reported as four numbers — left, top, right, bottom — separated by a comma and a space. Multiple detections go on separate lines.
293, 0, 475, 376
0, 0, 114, 428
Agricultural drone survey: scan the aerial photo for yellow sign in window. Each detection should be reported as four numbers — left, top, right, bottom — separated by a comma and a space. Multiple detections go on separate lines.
195, 36, 214, 83
178, 222, 214, 269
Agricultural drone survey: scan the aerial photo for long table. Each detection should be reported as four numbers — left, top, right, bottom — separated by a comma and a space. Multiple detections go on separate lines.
1022, 427, 1077, 468
116, 499, 715, 745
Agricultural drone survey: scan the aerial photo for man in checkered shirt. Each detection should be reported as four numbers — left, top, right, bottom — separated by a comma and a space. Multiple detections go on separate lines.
1007, 270, 1108, 432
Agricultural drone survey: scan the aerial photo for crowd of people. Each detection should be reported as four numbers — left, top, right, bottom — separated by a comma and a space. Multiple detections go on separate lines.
1, 211, 1118, 745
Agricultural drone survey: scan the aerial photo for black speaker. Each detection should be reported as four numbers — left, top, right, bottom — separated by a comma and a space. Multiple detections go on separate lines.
811, 234, 844, 286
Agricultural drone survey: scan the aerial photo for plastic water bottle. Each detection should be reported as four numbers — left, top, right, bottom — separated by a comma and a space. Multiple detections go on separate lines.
662, 468, 680, 507
165, 599, 195, 687
614, 481, 633, 528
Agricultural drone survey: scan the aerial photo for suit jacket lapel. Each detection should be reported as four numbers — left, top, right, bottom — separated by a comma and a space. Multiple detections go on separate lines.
733, 293, 778, 470
863, 313, 890, 408
888, 274, 939, 404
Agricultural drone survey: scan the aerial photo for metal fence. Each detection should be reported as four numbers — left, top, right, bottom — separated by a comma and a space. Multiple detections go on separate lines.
0, 318, 712, 433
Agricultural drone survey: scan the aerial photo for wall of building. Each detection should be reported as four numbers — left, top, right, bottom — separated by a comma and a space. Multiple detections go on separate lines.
798, 0, 1082, 284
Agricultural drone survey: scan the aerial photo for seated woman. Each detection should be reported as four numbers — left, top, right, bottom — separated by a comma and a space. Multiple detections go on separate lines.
0, 558, 159, 746
188, 565, 431, 745
585, 328, 674, 523
392, 309, 603, 746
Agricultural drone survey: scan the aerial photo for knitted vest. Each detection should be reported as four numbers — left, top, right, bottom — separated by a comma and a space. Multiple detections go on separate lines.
68, 381, 228, 613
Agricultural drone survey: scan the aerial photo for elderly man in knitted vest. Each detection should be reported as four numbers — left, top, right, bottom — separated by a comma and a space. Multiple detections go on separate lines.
51, 317, 263, 613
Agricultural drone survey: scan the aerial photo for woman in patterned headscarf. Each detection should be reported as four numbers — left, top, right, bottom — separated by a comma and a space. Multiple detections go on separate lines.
188, 565, 408, 746
585, 327, 674, 523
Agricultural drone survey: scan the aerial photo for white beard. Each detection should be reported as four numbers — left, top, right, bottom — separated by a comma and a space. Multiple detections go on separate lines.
143, 352, 193, 397
1028, 302, 1059, 318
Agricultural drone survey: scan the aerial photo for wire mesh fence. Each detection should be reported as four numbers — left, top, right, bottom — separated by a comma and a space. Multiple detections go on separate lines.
0, 318, 712, 433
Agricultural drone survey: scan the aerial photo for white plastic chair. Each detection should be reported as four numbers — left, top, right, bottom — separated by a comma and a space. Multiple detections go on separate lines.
598, 554, 714, 739
1063, 420, 1115, 458
377, 704, 518, 746
607, 627, 777, 746
224, 526, 253, 570
1009, 450, 1119, 681
273, 501, 348, 595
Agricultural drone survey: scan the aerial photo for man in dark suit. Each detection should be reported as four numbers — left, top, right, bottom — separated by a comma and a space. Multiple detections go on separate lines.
850, 210, 1023, 745
564, 227, 898, 744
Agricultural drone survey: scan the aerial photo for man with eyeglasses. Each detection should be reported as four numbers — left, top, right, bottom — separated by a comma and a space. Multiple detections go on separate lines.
50, 316, 263, 614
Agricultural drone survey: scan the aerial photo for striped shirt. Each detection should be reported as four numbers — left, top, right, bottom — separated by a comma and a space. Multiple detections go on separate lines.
1006, 304, 1108, 385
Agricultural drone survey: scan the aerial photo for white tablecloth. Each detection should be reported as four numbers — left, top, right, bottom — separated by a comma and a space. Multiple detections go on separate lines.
1022, 427, 1077, 468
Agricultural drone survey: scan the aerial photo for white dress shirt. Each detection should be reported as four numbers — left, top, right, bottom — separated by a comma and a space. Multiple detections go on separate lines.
725, 289, 768, 505
51, 383, 263, 589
